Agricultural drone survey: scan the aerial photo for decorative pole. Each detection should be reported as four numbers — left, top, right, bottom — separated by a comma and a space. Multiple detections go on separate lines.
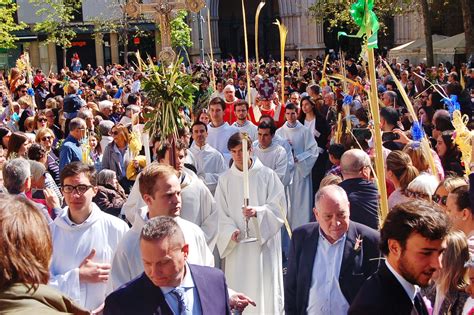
241, 0, 252, 106
255, 1, 265, 74
207, 8, 216, 91
274, 19, 288, 106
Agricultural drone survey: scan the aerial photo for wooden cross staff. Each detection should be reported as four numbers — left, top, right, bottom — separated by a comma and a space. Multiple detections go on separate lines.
124, 0, 205, 63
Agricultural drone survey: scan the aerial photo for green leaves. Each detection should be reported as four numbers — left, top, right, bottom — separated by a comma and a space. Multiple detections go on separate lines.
0, 0, 26, 49
140, 56, 198, 144
156, 10, 193, 48
30, 0, 82, 49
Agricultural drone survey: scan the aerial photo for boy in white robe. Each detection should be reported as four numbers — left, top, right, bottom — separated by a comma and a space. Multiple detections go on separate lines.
49, 162, 129, 311
189, 121, 227, 195
207, 97, 239, 164
216, 132, 286, 315
276, 103, 319, 229
122, 140, 217, 249
109, 163, 214, 290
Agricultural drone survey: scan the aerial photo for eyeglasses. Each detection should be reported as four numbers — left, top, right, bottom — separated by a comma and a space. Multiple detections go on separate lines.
432, 194, 448, 206
38, 118, 48, 123
41, 136, 52, 141
406, 190, 430, 200
62, 184, 94, 195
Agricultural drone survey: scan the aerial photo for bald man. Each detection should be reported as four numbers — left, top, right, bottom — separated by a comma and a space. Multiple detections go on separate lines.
285, 185, 380, 315
338, 149, 379, 229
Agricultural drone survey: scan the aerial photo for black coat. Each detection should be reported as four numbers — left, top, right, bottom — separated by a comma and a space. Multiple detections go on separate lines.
285, 221, 381, 315
349, 262, 429, 315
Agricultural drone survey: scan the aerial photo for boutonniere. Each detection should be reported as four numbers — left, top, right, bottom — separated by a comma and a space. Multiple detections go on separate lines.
468, 307, 474, 315
354, 234, 363, 252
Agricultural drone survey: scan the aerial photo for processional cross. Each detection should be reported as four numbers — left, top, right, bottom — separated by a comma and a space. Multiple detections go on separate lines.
124, 0, 205, 63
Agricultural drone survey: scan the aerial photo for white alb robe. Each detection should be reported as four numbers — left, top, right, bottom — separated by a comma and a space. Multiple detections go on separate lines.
276, 121, 318, 229
206, 122, 239, 164
253, 142, 288, 185
232, 120, 258, 142
122, 168, 218, 249
189, 142, 227, 195
109, 211, 214, 290
215, 158, 286, 315
49, 203, 129, 310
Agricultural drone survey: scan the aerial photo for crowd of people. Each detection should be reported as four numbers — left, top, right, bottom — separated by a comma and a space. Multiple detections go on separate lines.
0, 51, 474, 314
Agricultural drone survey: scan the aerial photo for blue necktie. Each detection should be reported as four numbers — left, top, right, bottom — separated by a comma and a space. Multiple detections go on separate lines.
170, 287, 188, 315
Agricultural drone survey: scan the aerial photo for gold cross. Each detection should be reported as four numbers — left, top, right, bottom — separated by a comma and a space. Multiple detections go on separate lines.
124, 0, 205, 63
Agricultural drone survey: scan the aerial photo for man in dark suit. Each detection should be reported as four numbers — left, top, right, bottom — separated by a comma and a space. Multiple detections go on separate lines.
349, 200, 451, 315
104, 216, 231, 315
338, 149, 380, 229
285, 185, 380, 315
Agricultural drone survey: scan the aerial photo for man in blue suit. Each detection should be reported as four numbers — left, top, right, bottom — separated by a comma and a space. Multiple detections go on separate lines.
104, 216, 231, 315
284, 185, 380, 315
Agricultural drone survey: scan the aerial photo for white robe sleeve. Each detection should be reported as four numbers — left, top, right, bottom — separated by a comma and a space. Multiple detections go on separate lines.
199, 153, 227, 192
49, 268, 81, 304
273, 147, 288, 185
121, 175, 145, 225
295, 131, 319, 179
197, 182, 219, 251
253, 171, 286, 245
215, 177, 239, 259
109, 241, 133, 291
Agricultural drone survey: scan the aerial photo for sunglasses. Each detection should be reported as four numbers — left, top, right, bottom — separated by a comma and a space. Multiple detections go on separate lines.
38, 118, 48, 123
20, 90, 27, 93
432, 194, 448, 206
111, 131, 120, 136
41, 136, 52, 141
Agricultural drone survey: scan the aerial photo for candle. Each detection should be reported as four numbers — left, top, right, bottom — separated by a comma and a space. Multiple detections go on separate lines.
242, 136, 250, 200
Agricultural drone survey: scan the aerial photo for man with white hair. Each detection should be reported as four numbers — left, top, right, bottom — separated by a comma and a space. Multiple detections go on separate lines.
98, 100, 116, 122
285, 185, 380, 315
223, 84, 239, 124
338, 149, 379, 229
98, 120, 115, 152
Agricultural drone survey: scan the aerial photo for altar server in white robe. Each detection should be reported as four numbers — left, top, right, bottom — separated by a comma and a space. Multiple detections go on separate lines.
189, 121, 227, 195
231, 100, 258, 141
253, 120, 289, 185
109, 163, 214, 290
216, 132, 286, 315
49, 162, 129, 311
207, 97, 239, 164
122, 140, 217, 248
275, 103, 319, 229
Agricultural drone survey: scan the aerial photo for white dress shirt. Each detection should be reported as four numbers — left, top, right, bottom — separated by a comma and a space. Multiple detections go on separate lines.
307, 230, 349, 315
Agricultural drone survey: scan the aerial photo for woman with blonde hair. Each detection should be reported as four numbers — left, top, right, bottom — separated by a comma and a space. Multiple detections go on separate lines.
423, 230, 470, 315
0, 195, 87, 314
102, 123, 133, 193
35, 127, 60, 185
432, 176, 467, 210
386, 150, 419, 209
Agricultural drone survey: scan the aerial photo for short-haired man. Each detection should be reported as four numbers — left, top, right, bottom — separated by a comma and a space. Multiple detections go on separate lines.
105, 216, 231, 315
189, 121, 227, 195
49, 162, 129, 311
231, 100, 258, 141
235, 78, 248, 100
285, 185, 380, 315
110, 163, 214, 291
59, 117, 86, 170
206, 97, 239, 163
275, 103, 319, 229
338, 149, 379, 230
2, 158, 61, 222
349, 200, 451, 314
216, 132, 286, 314
253, 121, 289, 186
123, 140, 217, 247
